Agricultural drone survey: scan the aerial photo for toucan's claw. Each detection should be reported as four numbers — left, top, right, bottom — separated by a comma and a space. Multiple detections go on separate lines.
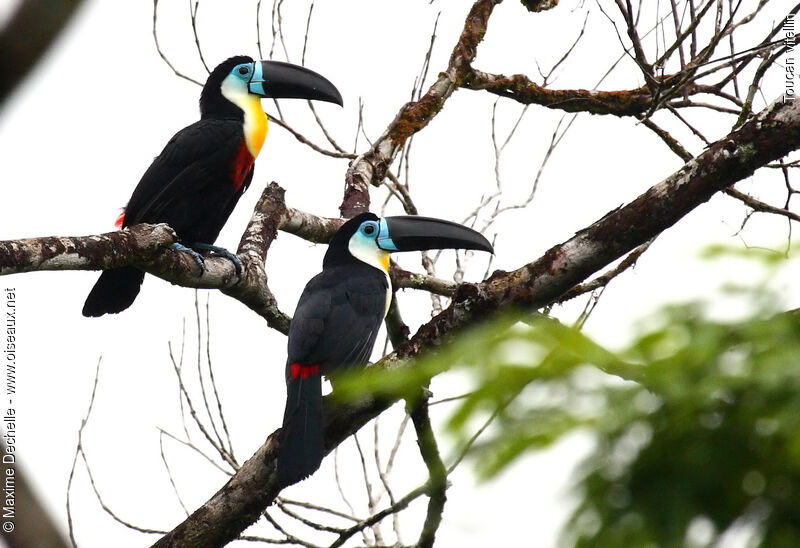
192, 243, 243, 278
172, 242, 206, 272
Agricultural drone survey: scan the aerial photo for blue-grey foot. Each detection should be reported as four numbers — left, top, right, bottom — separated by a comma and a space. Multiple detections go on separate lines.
191, 243, 243, 277
171, 242, 206, 270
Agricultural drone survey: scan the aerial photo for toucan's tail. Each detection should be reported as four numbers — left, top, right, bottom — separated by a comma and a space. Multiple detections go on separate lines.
277, 365, 323, 487
82, 267, 145, 317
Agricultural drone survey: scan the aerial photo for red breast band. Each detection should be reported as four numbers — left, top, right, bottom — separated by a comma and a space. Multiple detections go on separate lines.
231, 139, 255, 191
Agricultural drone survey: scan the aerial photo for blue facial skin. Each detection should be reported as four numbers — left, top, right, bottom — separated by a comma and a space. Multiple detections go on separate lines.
245, 62, 266, 96
349, 220, 381, 252
376, 218, 398, 251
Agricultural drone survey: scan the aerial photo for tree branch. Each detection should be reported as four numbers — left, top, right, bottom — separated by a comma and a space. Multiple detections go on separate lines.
409, 397, 447, 548
390, 265, 457, 297
150, 92, 800, 548
723, 187, 800, 224
0, 223, 177, 275
340, 0, 504, 217
0, 0, 87, 107
0, 184, 339, 333
462, 67, 654, 116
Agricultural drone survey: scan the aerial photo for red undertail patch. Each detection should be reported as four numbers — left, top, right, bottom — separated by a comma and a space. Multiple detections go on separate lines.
291, 363, 320, 379
114, 209, 126, 228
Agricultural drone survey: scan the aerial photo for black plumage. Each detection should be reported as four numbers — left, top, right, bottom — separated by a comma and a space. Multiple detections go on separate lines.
277, 215, 389, 487
83, 56, 342, 317
121, 119, 254, 243
82, 56, 257, 317
275, 212, 494, 486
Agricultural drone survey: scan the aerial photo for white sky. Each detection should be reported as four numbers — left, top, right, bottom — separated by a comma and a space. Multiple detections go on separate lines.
0, 0, 795, 546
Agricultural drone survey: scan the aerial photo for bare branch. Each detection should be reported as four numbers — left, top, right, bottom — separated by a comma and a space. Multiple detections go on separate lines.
0, 0, 87, 107
267, 114, 355, 159
723, 187, 800, 224
462, 67, 653, 115
341, 0, 503, 217
461, 68, 652, 116
390, 265, 457, 297
158, 432, 191, 516
204, 296, 235, 457
275, 499, 346, 535
189, 0, 210, 73
409, 398, 447, 548
0, 223, 177, 276
557, 238, 656, 303
152, 0, 203, 86
157, 428, 233, 476
67, 358, 102, 547
328, 484, 429, 548
150, 87, 800, 548
277, 497, 359, 523
168, 340, 238, 471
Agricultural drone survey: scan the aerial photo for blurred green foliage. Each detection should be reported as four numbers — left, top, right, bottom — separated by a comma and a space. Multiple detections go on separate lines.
337, 245, 800, 546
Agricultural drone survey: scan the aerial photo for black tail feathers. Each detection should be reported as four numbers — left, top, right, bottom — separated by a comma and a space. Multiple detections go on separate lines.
82, 267, 145, 317
277, 371, 323, 487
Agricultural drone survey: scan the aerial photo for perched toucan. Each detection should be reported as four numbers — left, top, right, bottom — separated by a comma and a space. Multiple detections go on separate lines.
82, 55, 342, 317
277, 213, 493, 487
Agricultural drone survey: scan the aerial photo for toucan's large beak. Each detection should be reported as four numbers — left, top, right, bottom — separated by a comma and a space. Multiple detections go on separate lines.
248, 60, 343, 105
376, 216, 494, 254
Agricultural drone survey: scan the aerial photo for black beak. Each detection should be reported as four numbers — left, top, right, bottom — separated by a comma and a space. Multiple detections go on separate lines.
377, 216, 494, 254
249, 60, 343, 106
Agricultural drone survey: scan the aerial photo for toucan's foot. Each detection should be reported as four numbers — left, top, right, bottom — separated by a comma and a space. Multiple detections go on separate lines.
191, 243, 243, 278
171, 242, 206, 271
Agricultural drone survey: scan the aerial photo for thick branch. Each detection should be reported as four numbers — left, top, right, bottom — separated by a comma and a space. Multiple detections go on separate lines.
462, 67, 654, 116
390, 264, 457, 297
0, 184, 337, 332
0, 183, 459, 334
401, 97, 800, 358
152, 395, 391, 547
409, 398, 447, 548
280, 207, 343, 243
0, 223, 177, 275
152, 93, 800, 548
221, 183, 292, 332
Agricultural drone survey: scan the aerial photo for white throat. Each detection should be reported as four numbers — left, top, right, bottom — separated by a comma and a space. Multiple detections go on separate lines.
220, 75, 268, 157
348, 237, 392, 316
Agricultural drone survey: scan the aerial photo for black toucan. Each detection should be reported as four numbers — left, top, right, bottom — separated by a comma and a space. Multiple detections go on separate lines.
277, 213, 493, 487
82, 55, 342, 317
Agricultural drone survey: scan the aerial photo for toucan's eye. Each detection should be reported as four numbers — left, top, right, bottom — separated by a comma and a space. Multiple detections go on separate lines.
238, 65, 250, 76
362, 223, 376, 235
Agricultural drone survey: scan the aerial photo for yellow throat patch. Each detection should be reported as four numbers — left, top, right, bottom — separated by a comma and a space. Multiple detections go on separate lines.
243, 96, 268, 157
379, 251, 390, 274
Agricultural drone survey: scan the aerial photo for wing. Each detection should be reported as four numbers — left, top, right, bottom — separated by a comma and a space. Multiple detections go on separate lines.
123, 118, 247, 239
287, 264, 389, 379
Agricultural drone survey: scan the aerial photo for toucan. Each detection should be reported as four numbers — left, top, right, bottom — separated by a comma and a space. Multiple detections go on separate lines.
82, 55, 342, 317
277, 213, 493, 487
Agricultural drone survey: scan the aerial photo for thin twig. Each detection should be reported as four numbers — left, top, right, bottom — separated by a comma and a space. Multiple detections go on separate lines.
168, 342, 238, 470
66, 357, 102, 548
204, 295, 235, 459
159, 431, 190, 516
189, 0, 210, 73
152, 0, 203, 86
